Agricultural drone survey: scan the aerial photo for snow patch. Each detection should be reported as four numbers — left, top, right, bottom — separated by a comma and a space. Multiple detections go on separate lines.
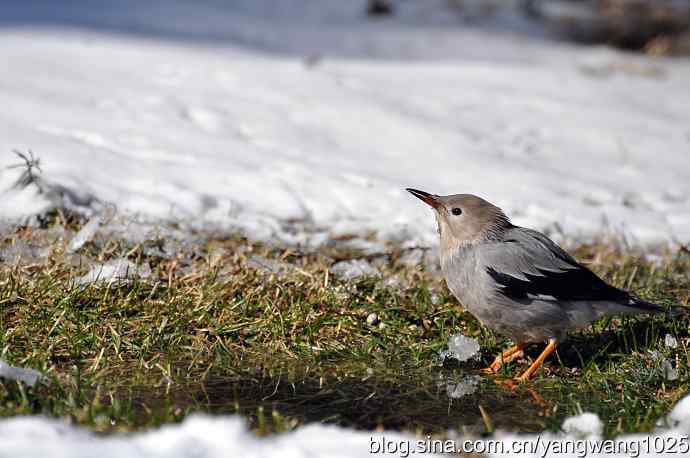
661, 359, 679, 381
75, 258, 152, 285
0, 414, 426, 458
444, 375, 481, 399
330, 259, 381, 281
67, 216, 102, 253
0, 360, 44, 388
0, 4, 689, 247
246, 255, 294, 277
5, 395, 690, 457
665, 334, 678, 349
561, 412, 603, 438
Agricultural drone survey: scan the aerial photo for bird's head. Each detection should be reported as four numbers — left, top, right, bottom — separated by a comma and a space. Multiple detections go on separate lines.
406, 188, 511, 250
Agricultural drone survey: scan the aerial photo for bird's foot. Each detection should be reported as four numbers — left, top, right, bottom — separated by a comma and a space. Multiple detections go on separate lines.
514, 338, 557, 382
481, 351, 525, 374
480, 359, 502, 375
480, 343, 527, 375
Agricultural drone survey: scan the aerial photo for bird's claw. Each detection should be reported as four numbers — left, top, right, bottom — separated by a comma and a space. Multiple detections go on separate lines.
480, 359, 503, 374
494, 378, 519, 390
480, 349, 525, 375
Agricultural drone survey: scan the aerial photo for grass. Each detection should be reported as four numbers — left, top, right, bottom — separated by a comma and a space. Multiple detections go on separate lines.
0, 213, 688, 438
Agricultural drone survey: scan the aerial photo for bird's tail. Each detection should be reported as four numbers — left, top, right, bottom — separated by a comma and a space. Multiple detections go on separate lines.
625, 296, 686, 317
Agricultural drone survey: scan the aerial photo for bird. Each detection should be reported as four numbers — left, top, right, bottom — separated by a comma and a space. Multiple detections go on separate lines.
406, 188, 676, 381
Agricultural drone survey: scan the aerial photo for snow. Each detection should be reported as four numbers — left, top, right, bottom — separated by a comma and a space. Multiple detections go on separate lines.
3, 396, 690, 457
0, 239, 48, 265
0, 1, 689, 248
668, 395, 690, 429
0, 360, 44, 388
665, 334, 678, 349
0, 414, 430, 458
490, 398, 690, 458
661, 359, 679, 381
75, 258, 152, 285
444, 375, 481, 399
246, 254, 293, 276
561, 413, 603, 439
67, 216, 102, 253
330, 259, 381, 281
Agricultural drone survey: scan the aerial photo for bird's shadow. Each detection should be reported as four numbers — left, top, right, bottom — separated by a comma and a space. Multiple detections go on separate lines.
544, 314, 688, 370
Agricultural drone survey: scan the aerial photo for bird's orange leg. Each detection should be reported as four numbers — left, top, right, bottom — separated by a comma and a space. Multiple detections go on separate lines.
481, 342, 528, 374
516, 338, 557, 381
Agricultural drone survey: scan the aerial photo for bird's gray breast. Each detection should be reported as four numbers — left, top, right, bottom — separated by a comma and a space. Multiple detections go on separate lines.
440, 246, 494, 320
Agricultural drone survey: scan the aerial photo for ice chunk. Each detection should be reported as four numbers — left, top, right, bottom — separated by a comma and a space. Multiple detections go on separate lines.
648, 350, 662, 361
370, 256, 389, 270
67, 216, 101, 253
399, 248, 424, 267
75, 258, 151, 285
661, 360, 679, 381
381, 274, 404, 290
446, 334, 481, 362
246, 255, 292, 277
438, 349, 452, 363
336, 238, 387, 256
365, 313, 379, 326
0, 240, 45, 265
142, 239, 184, 260
665, 334, 678, 349
0, 359, 43, 387
445, 375, 480, 399
562, 412, 603, 438
330, 259, 380, 281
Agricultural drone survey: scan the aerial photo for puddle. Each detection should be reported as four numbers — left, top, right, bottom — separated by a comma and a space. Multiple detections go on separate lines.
139, 365, 551, 435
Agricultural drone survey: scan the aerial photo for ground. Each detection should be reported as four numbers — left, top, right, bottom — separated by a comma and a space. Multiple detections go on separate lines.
1, 214, 688, 439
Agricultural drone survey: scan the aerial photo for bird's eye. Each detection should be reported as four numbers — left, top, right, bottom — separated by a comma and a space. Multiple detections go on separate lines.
451, 207, 462, 216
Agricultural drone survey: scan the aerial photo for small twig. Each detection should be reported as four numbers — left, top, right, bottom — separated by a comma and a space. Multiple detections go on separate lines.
478, 404, 494, 433
8, 149, 42, 178
7, 149, 44, 191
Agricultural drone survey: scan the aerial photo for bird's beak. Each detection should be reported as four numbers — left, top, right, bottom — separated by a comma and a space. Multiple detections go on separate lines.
406, 188, 440, 209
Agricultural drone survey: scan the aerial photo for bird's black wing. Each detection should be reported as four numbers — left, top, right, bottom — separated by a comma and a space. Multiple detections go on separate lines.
482, 228, 662, 311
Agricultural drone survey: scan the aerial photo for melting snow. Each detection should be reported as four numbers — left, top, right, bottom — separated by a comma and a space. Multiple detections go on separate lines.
3, 396, 690, 457
665, 334, 679, 349
661, 360, 679, 381
75, 258, 152, 285
0, 414, 430, 458
561, 413, 604, 439
67, 216, 102, 253
330, 259, 381, 281
246, 255, 293, 276
0, 360, 43, 388
445, 375, 481, 399
0, 240, 47, 265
